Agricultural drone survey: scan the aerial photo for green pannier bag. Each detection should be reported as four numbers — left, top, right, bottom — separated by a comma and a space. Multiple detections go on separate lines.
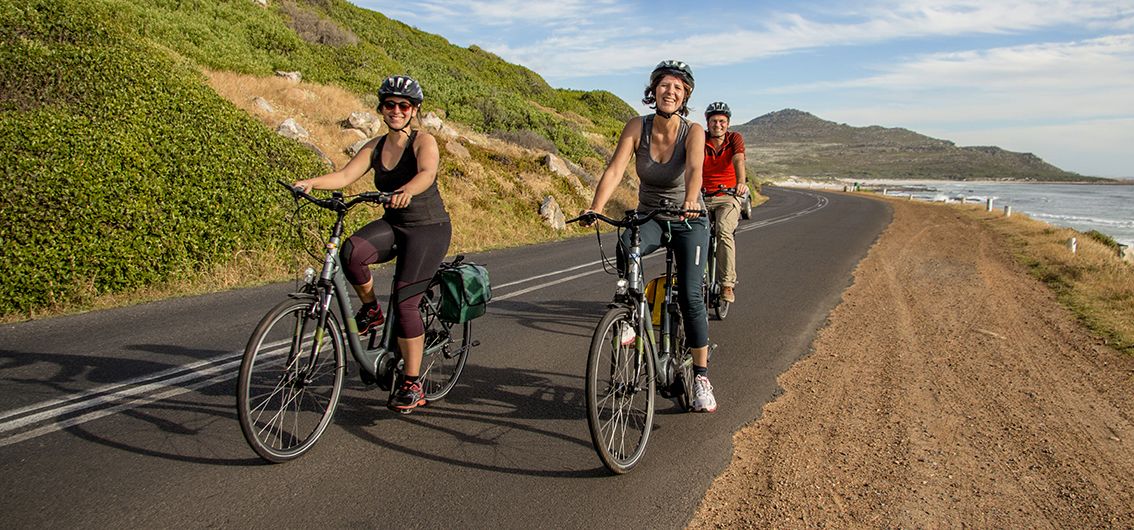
437, 262, 491, 323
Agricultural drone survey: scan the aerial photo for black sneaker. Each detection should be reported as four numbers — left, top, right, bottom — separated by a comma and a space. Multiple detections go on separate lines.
388, 380, 426, 414
354, 301, 385, 335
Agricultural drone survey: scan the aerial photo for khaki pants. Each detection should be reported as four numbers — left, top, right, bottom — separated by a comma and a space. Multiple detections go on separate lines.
704, 194, 740, 287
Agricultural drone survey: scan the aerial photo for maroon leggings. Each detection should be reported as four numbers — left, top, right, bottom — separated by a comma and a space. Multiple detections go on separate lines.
340, 220, 452, 338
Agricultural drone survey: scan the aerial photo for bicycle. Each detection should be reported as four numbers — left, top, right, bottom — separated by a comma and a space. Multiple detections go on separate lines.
567, 205, 705, 474
236, 182, 477, 463
703, 186, 742, 320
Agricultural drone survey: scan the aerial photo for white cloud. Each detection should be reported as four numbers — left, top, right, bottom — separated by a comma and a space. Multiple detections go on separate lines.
485, 0, 1134, 78
770, 35, 1134, 126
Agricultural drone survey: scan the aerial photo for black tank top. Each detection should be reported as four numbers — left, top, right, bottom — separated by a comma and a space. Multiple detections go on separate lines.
370, 131, 450, 226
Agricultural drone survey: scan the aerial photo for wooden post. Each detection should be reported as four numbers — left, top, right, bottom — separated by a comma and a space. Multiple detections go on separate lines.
986, 198, 994, 212
1068, 237, 1077, 254
1004, 205, 1012, 217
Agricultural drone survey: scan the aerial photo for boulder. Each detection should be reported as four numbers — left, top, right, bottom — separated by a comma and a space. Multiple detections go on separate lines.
445, 140, 470, 159
539, 196, 566, 231
344, 111, 381, 135
253, 0, 268, 6
252, 96, 274, 114
420, 111, 458, 139
275, 70, 301, 83
276, 118, 309, 141
347, 137, 372, 157
299, 141, 334, 169
543, 153, 571, 177
1121, 245, 1133, 264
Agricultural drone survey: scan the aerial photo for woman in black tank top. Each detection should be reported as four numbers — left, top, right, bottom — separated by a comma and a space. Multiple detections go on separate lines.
294, 75, 451, 413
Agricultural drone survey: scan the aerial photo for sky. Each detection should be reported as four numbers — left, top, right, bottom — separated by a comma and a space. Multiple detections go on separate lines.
349, 0, 1134, 178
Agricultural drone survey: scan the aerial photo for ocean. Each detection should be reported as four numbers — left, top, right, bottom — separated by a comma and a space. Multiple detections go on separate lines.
886, 181, 1134, 248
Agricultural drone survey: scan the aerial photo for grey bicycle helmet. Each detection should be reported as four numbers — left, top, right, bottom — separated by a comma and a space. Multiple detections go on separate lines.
705, 101, 731, 119
650, 60, 694, 90
378, 75, 424, 105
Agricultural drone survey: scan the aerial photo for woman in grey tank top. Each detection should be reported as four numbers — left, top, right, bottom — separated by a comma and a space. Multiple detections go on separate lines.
581, 61, 719, 413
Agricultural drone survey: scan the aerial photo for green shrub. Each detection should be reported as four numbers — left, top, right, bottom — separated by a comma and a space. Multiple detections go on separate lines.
0, 0, 635, 317
1085, 230, 1122, 254
0, 2, 325, 314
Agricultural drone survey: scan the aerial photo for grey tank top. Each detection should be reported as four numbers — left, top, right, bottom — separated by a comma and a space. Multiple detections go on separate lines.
636, 115, 703, 220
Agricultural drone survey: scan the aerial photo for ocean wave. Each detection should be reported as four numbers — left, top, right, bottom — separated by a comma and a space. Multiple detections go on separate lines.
1030, 212, 1134, 228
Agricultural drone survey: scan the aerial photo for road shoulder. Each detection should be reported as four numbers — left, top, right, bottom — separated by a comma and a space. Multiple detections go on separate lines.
691, 197, 1134, 528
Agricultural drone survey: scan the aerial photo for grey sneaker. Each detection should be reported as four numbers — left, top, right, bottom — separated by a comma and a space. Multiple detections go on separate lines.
691, 375, 717, 413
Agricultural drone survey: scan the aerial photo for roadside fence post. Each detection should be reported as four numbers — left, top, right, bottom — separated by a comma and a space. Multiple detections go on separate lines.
1068, 237, 1077, 254
1004, 205, 1012, 217
986, 198, 994, 212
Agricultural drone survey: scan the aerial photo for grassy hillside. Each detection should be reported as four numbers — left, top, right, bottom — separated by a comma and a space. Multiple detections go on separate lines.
737, 109, 1106, 182
0, 0, 636, 319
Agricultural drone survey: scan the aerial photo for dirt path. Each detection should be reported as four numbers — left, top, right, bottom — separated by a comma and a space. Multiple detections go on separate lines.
691, 198, 1134, 528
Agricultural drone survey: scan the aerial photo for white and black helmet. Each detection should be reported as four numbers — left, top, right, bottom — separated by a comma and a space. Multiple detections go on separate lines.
705, 101, 731, 119
378, 75, 424, 106
650, 60, 694, 90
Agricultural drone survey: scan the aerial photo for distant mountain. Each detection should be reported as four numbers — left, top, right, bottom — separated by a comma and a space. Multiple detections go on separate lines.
734, 109, 1104, 181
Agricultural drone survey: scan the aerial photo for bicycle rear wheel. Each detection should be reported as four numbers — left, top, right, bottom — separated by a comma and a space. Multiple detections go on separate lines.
237, 298, 345, 463
418, 289, 472, 401
715, 299, 730, 320
586, 306, 655, 474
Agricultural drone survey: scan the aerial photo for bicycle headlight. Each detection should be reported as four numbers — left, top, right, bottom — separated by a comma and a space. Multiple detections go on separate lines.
304, 267, 316, 285
615, 278, 629, 294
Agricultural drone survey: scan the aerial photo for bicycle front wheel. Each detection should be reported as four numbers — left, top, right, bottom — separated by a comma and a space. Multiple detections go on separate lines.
418, 289, 472, 401
586, 306, 655, 474
237, 298, 345, 463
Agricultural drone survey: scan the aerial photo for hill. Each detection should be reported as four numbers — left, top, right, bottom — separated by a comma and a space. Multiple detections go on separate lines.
735, 109, 1105, 182
0, 0, 636, 318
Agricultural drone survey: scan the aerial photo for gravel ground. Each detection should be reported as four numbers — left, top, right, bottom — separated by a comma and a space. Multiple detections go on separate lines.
691, 198, 1134, 528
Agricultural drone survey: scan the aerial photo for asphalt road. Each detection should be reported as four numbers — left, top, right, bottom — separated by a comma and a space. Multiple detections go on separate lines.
0, 187, 890, 528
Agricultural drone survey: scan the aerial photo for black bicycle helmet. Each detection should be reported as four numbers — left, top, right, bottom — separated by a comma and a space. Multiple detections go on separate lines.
650, 60, 694, 90
378, 75, 424, 106
705, 101, 731, 119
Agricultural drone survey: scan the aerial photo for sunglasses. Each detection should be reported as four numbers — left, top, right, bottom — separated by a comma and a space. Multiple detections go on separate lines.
380, 100, 414, 112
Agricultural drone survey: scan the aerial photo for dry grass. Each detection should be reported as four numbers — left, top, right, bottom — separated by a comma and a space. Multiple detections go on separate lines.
204, 69, 383, 174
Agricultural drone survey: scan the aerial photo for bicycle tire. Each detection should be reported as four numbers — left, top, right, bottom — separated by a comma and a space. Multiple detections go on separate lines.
715, 299, 730, 320
237, 297, 345, 463
586, 306, 655, 474
418, 289, 472, 401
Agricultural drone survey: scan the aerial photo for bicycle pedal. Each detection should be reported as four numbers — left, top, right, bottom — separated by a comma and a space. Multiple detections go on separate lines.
471, 340, 481, 347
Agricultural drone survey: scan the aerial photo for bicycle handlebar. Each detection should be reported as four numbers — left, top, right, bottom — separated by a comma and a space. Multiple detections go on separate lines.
277, 180, 396, 212
565, 207, 708, 228
703, 185, 741, 198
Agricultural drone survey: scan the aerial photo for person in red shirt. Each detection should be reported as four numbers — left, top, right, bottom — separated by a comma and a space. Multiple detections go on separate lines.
701, 102, 747, 303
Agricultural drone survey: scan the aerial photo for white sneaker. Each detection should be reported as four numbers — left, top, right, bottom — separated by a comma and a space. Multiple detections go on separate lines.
618, 322, 636, 346
691, 375, 717, 413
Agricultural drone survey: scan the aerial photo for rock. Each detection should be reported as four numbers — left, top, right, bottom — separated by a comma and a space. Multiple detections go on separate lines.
1121, 245, 1133, 264
299, 141, 334, 169
420, 111, 458, 139
253, 0, 268, 6
543, 153, 571, 177
346, 137, 372, 157
445, 140, 470, 159
252, 96, 274, 114
276, 118, 309, 141
420, 111, 444, 130
539, 196, 566, 231
344, 111, 381, 135
275, 70, 301, 83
